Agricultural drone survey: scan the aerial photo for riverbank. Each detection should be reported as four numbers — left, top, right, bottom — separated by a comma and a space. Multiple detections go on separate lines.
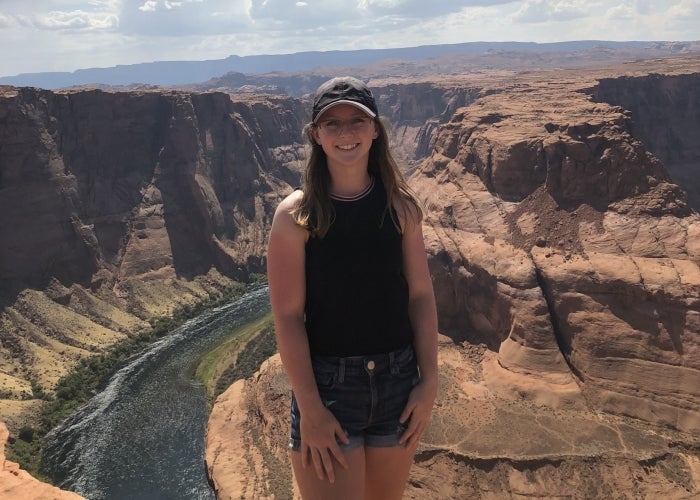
36, 286, 272, 498
195, 313, 276, 404
4, 280, 252, 480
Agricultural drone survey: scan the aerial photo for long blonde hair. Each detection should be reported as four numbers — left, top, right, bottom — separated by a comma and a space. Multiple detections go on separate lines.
291, 117, 423, 238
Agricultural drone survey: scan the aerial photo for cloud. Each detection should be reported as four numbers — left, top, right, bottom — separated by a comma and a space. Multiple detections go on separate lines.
120, 0, 250, 36
0, 13, 11, 28
665, 0, 700, 35
247, 0, 516, 33
0, 0, 698, 76
0, 1, 120, 32
34, 10, 119, 30
137, 0, 205, 12
606, 3, 636, 21
513, 0, 598, 23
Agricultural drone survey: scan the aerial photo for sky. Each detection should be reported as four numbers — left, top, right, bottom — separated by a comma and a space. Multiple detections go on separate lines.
0, 0, 698, 77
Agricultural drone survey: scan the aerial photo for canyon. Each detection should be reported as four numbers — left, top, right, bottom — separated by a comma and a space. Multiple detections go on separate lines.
1, 54, 700, 498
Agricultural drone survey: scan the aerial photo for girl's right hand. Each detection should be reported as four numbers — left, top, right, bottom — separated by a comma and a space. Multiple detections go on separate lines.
299, 405, 350, 483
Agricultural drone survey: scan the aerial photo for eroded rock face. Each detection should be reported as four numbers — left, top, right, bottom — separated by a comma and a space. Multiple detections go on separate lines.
2, 55, 700, 497
0, 87, 307, 401
413, 58, 700, 435
0, 88, 306, 290
590, 72, 700, 211
207, 57, 700, 497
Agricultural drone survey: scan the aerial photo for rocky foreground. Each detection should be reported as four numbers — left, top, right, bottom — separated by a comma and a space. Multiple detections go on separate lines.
207, 57, 700, 498
0, 422, 83, 499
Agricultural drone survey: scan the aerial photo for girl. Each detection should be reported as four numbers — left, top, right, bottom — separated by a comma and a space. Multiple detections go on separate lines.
267, 76, 438, 500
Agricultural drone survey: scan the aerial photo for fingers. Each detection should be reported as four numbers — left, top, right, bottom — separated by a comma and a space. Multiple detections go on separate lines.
400, 417, 425, 447
302, 443, 311, 469
299, 410, 351, 482
303, 430, 349, 482
399, 403, 413, 425
310, 447, 335, 482
329, 437, 349, 470
399, 381, 437, 446
309, 444, 347, 482
399, 402, 429, 446
333, 425, 350, 469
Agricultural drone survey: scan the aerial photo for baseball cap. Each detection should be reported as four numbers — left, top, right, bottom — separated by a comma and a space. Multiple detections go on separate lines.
312, 76, 378, 123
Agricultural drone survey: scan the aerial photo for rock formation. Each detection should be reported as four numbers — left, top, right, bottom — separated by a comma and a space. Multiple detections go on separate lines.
415, 58, 700, 435
0, 422, 84, 499
207, 56, 700, 498
1, 54, 699, 498
0, 87, 307, 430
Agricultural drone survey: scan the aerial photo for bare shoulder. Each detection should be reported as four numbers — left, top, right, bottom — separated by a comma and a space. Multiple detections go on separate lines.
275, 189, 303, 215
273, 190, 302, 223
271, 190, 307, 240
392, 193, 423, 235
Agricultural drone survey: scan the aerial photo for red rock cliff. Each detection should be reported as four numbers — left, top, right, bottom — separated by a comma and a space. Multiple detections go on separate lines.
207, 58, 700, 498
1, 56, 699, 498
414, 59, 700, 435
0, 87, 307, 438
0, 88, 305, 290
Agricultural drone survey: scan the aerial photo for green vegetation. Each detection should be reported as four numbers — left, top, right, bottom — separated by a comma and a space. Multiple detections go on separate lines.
6, 282, 248, 479
195, 313, 276, 403
213, 322, 276, 398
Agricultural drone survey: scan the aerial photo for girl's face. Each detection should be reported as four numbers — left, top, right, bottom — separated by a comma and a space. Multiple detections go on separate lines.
312, 104, 378, 172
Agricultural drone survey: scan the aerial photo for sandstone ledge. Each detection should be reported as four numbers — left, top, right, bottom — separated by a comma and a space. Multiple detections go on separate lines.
1, 422, 84, 500
206, 337, 700, 498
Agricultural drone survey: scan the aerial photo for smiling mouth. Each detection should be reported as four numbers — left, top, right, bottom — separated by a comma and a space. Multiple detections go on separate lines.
337, 143, 360, 151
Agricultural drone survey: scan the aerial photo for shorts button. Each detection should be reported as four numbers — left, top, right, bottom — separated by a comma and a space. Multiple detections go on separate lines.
367, 360, 375, 370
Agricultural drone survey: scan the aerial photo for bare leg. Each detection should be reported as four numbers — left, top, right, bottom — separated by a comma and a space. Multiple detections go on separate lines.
290, 447, 366, 500
364, 443, 418, 500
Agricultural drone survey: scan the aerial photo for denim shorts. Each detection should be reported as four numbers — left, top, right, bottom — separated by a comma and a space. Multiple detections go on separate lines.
289, 344, 419, 451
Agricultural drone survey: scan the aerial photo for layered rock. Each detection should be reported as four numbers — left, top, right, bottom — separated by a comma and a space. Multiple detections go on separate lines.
1, 54, 699, 497
0, 88, 306, 436
414, 57, 700, 435
207, 57, 700, 497
0, 87, 306, 291
590, 72, 700, 210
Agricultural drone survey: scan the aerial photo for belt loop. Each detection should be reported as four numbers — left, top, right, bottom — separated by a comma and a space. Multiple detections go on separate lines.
389, 350, 399, 375
338, 358, 346, 384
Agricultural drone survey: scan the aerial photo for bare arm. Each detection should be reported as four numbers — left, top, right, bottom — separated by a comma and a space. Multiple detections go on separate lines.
397, 212, 438, 447
266, 191, 348, 482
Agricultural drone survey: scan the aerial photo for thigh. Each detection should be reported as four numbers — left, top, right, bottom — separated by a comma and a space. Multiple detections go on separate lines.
290, 446, 366, 500
364, 442, 418, 500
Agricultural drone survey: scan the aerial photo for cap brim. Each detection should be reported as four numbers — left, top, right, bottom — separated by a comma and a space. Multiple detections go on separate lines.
314, 100, 377, 122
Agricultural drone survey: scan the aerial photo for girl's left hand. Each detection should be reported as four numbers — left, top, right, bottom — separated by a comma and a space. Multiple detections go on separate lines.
398, 379, 437, 448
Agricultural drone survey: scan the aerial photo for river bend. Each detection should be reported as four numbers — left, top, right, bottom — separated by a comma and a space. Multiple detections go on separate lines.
42, 286, 271, 499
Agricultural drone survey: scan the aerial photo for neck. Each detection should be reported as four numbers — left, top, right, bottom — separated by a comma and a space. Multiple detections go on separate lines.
329, 171, 372, 198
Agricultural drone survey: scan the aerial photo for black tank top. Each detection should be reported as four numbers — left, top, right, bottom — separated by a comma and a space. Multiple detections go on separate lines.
304, 177, 414, 356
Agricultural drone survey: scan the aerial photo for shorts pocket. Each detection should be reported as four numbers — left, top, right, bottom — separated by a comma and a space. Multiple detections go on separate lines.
312, 360, 337, 390
391, 351, 420, 389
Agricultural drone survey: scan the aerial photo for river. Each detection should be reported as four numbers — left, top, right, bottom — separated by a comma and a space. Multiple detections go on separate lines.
41, 286, 271, 499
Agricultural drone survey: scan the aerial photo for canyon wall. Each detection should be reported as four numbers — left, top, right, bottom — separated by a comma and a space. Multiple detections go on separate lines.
415, 61, 700, 434
590, 73, 700, 210
1, 56, 699, 498
0, 87, 306, 291
0, 87, 308, 429
207, 58, 700, 498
